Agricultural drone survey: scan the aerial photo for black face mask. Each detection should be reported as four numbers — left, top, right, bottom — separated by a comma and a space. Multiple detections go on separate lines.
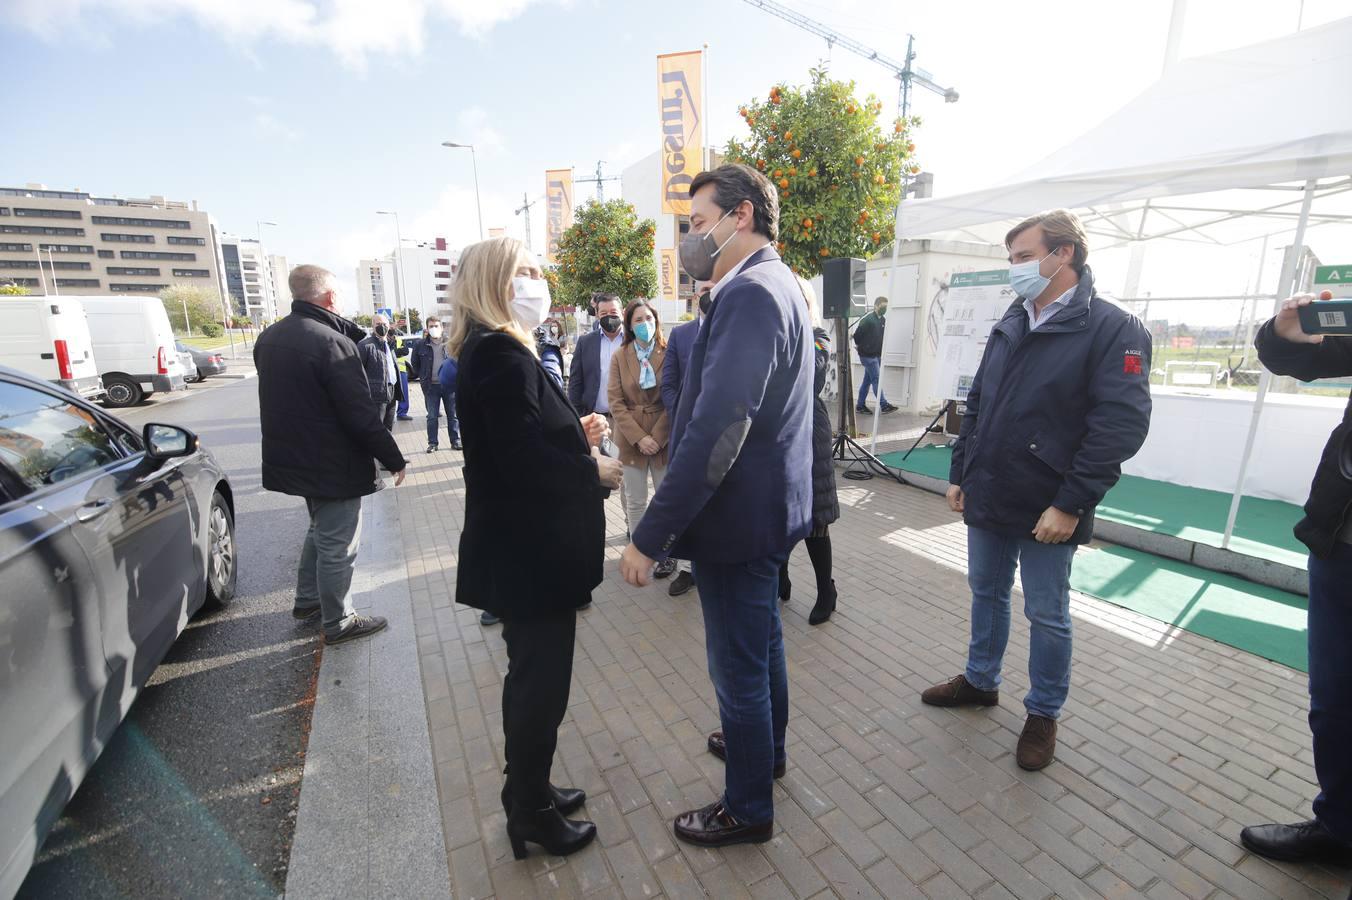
600, 315, 622, 334
374, 324, 389, 338
698, 291, 712, 316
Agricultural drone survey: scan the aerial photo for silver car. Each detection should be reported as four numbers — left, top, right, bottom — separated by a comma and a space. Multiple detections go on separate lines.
0, 365, 237, 897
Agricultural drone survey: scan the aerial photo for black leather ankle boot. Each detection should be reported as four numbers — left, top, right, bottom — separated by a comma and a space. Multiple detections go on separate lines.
506, 805, 597, 859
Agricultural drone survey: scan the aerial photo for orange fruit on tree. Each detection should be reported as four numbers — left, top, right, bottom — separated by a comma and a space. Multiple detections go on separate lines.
819, 247, 830, 256
808, 168, 817, 177
778, 178, 789, 189
874, 174, 885, 185
801, 217, 812, 228
859, 210, 870, 222
894, 122, 903, 133
767, 133, 776, 142
791, 148, 801, 158
739, 106, 748, 117
872, 232, 882, 242
787, 166, 797, 176
773, 169, 783, 178
783, 130, 792, 140
855, 156, 864, 166
846, 104, 855, 114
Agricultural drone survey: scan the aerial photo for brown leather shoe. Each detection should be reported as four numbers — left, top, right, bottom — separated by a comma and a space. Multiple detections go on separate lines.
673, 799, 772, 847
1016, 714, 1057, 770
921, 674, 999, 708
707, 731, 786, 778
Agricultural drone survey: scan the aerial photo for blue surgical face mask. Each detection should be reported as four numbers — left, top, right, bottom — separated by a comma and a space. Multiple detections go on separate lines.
1009, 248, 1065, 300
633, 320, 655, 344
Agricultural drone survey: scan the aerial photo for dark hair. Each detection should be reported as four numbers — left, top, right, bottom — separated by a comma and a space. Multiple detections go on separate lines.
689, 163, 779, 242
593, 292, 622, 314
425, 316, 441, 327
1005, 209, 1089, 272
622, 300, 665, 349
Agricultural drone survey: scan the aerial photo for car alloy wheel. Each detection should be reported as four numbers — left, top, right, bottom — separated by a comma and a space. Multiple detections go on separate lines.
203, 491, 237, 609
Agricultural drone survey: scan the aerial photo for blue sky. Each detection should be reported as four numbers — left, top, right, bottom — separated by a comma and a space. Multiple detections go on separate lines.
4, 0, 1347, 310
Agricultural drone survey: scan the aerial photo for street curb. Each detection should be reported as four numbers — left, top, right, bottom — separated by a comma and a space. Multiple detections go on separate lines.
285, 486, 452, 899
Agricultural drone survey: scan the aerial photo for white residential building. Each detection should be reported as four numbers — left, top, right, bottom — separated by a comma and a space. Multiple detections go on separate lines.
218, 235, 280, 322
355, 257, 394, 318
358, 237, 457, 324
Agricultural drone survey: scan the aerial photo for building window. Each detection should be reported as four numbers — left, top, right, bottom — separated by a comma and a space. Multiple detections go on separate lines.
91, 215, 191, 229
109, 283, 167, 292
14, 207, 82, 219
100, 232, 155, 243
55, 278, 100, 288
166, 235, 206, 246
4, 277, 41, 287
0, 208, 8, 215
119, 250, 195, 260
38, 243, 94, 254
0, 260, 95, 271
0, 242, 33, 252
97, 249, 114, 258
434, 258, 450, 265
435, 271, 450, 279
1, 225, 85, 236
172, 268, 210, 278
107, 266, 161, 276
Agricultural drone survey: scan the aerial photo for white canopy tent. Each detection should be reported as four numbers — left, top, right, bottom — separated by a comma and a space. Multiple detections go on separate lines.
886, 16, 1352, 551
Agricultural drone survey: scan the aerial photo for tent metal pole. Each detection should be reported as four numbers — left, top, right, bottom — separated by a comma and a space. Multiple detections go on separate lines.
1221, 178, 1316, 549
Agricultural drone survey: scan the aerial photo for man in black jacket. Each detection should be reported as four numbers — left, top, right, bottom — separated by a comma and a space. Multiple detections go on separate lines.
920, 210, 1152, 772
1241, 293, 1352, 866
359, 313, 402, 431
255, 265, 407, 645
852, 297, 896, 414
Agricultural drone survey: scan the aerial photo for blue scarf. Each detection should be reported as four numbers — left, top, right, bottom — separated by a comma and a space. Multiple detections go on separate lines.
634, 340, 656, 390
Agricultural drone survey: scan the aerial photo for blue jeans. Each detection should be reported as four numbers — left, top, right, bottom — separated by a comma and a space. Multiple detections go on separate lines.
964, 526, 1076, 719
422, 383, 459, 446
397, 370, 411, 417
857, 355, 886, 408
693, 552, 789, 825
1308, 542, 1352, 842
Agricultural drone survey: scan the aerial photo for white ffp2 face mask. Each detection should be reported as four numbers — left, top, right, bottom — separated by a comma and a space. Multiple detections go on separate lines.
510, 276, 551, 329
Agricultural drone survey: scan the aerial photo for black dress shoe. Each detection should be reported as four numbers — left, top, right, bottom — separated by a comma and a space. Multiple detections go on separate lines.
778, 572, 791, 602
506, 804, 596, 859
501, 782, 586, 817
451, 439, 463, 451
706, 731, 785, 778
808, 579, 837, 626
668, 570, 694, 596
1240, 819, 1352, 864
673, 799, 772, 847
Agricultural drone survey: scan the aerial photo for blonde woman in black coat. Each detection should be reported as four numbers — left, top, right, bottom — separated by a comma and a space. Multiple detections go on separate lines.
448, 237, 623, 859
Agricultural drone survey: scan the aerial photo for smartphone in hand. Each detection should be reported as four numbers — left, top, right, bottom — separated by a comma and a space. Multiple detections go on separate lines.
1297, 298, 1352, 336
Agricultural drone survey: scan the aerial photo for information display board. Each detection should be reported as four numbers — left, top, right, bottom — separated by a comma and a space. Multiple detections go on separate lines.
930, 269, 1015, 402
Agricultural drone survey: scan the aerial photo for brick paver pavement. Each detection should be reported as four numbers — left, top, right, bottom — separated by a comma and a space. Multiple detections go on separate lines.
385, 403, 1351, 900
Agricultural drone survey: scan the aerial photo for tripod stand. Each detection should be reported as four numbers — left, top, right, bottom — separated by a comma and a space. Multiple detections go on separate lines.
829, 316, 905, 484
899, 399, 952, 462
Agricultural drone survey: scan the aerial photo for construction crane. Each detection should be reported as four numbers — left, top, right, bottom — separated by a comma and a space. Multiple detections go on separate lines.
739, 0, 957, 117
514, 192, 539, 250
575, 160, 622, 203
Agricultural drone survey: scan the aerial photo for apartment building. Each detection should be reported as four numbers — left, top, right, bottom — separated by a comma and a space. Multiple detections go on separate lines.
356, 237, 457, 322
218, 235, 282, 322
0, 183, 225, 299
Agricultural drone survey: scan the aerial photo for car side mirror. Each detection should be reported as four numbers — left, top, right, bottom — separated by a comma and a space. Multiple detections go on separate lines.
143, 423, 197, 460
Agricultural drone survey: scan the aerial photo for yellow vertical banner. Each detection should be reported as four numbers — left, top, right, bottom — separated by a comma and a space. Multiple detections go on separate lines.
659, 248, 679, 302
657, 50, 703, 216
545, 168, 573, 264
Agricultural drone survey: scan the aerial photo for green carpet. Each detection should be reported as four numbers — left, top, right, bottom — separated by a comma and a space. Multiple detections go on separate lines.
1070, 544, 1308, 672
877, 445, 1310, 671
879, 446, 1307, 568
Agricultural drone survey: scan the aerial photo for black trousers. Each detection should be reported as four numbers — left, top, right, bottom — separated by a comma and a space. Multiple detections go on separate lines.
501, 608, 577, 810
378, 397, 397, 431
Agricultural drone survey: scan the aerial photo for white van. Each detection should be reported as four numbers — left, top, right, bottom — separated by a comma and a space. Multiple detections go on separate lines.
0, 296, 104, 399
70, 295, 188, 407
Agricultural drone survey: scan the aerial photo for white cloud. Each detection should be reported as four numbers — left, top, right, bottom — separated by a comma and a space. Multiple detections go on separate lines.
2, 0, 555, 68
254, 112, 300, 143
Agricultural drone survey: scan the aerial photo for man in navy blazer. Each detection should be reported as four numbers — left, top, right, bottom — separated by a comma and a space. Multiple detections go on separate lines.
566, 293, 624, 417
622, 164, 813, 848
658, 279, 712, 598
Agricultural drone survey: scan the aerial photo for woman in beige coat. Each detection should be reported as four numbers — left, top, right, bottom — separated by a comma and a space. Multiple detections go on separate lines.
607, 300, 677, 578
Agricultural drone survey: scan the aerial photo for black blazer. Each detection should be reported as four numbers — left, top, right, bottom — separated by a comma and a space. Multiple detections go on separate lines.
454, 326, 605, 618
567, 328, 605, 416
358, 335, 404, 404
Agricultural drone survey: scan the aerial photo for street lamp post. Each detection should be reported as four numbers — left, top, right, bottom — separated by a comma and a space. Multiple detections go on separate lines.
441, 141, 484, 240
375, 210, 408, 326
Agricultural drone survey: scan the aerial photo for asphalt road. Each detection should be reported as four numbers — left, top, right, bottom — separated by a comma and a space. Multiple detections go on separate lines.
18, 365, 322, 900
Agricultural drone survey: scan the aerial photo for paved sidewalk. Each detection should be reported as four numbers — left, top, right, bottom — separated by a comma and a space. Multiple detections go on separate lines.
287, 484, 452, 898
388, 398, 1350, 900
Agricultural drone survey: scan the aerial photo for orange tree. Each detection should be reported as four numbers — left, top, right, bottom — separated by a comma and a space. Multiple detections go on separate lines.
724, 66, 919, 276
554, 199, 657, 309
